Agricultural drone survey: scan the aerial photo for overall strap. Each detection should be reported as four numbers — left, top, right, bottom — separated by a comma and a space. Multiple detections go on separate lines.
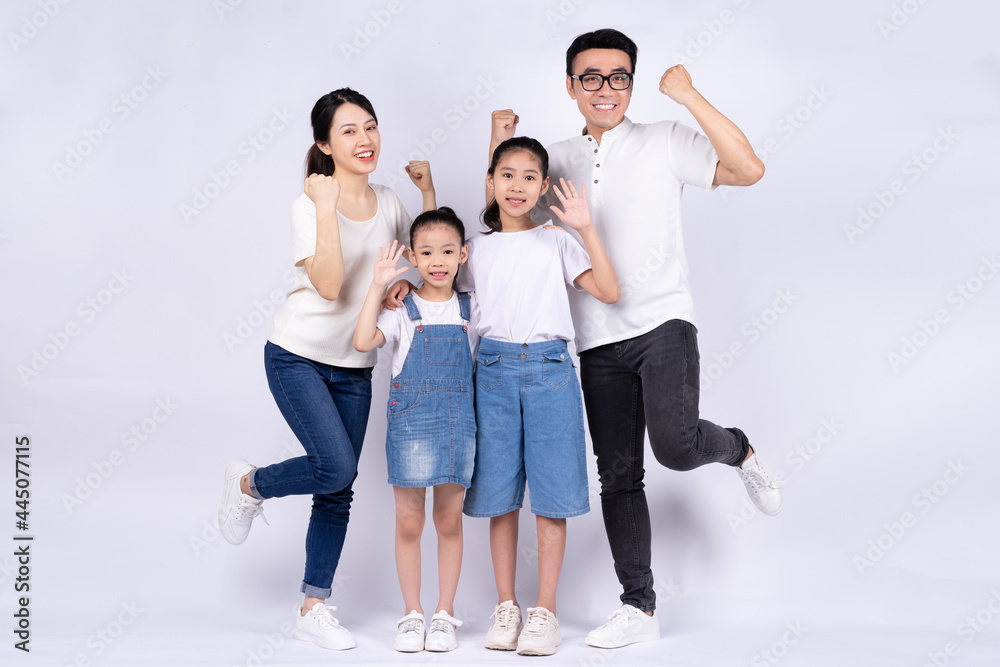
457, 292, 471, 321
402, 294, 422, 321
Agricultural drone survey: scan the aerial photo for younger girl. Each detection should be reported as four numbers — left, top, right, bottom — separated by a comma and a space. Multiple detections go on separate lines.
460, 137, 619, 656
354, 207, 478, 653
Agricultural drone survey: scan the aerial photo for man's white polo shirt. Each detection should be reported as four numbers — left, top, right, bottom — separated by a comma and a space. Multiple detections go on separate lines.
537, 117, 718, 353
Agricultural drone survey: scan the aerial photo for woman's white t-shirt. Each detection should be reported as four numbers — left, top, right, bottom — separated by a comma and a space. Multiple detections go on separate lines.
456, 226, 591, 343
268, 184, 410, 367
375, 292, 480, 378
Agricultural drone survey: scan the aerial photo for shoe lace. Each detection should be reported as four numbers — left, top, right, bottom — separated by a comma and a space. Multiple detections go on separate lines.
311, 603, 340, 628
604, 606, 631, 631
740, 457, 777, 494
524, 608, 550, 635
430, 618, 455, 635
491, 604, 513, 630
236, 496, 269, 525
398, 616, 423, 634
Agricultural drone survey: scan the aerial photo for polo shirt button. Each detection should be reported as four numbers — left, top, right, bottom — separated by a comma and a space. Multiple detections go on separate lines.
593, 149, 598, 153
594, 179, 599, 183
596, 163, 601, 167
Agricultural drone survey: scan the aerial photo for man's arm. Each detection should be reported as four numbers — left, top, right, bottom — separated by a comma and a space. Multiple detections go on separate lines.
659, 65, 764, 187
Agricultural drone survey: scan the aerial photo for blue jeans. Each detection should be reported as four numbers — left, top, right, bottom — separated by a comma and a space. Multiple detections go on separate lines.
250, 342, 373, 599
579, 319, 749, 612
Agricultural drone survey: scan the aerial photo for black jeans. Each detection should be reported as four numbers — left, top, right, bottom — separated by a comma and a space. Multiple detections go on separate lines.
579, 319, 750, 612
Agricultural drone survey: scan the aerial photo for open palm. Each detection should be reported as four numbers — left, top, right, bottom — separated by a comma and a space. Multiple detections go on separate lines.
373, 240, 408, 288
548, 178, 592, 231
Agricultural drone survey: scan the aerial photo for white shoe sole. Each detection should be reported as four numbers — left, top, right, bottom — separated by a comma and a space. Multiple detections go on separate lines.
218, 458, 253, 545
292, 628, 356, 651
517, 642, 560, 656
484, 637, 518, 651
586, 630, 660, 648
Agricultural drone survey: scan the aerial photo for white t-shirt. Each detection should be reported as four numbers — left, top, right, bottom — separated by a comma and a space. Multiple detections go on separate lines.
456, 225, 591, 343
376, 292, 480, 378
268, 184, 411, 367
536, 117, 718, 353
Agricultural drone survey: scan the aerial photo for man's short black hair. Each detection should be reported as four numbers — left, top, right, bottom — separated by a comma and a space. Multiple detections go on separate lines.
565, 29, 639, 76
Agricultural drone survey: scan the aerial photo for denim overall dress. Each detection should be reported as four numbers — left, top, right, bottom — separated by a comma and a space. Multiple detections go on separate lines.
385, 293, 476, 488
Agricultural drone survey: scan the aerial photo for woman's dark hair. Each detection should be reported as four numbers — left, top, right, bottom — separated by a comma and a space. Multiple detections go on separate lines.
565, 28, 638, 75
482, 137, 549, 234
410, 206, 466, 249
304, 88, 378, 177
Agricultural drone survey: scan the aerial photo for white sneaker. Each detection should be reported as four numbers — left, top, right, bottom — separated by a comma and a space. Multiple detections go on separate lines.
516, 606, 561, 656
293, 602, 356, 650
737, 450, 783, 516
586, 604, 660, 648
425, 610, 461, 652
484, 600, 522, 650
218, 458, 267, 544
394, 610, 425, 652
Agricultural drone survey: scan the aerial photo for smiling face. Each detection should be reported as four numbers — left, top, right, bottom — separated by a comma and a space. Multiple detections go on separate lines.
317, 102, 380, 174
566, 48, 633, 139
407, 223, 467, 291
487, 149, 550, 226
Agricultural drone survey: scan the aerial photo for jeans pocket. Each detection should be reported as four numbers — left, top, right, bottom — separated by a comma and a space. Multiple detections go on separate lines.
388, 390, 422, 417
542, 352, 571, 389
476, 353, 502, 391
424, 337, 462, 366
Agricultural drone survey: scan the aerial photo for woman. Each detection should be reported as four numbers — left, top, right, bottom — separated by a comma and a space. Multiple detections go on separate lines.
217, 88, 435, 650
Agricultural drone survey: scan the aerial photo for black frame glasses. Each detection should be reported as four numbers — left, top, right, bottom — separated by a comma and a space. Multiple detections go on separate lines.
570, 72, 634, 91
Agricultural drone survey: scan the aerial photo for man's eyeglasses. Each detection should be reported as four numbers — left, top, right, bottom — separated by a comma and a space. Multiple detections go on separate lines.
570, 72, 634, 91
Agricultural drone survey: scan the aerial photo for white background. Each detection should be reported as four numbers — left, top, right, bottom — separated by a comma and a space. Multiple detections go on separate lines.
2, 1, 999, 665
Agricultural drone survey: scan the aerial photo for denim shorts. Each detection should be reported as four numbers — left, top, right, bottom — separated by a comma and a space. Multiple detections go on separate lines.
463, 338, 590, 519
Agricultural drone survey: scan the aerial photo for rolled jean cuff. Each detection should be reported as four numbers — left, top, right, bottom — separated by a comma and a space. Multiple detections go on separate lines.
246, 467, 266, 501
628, 601, 656, 614
301, 581, 332, 599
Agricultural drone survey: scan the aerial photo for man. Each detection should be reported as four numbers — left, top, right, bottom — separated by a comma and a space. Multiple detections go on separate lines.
488, 28, 782, 648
